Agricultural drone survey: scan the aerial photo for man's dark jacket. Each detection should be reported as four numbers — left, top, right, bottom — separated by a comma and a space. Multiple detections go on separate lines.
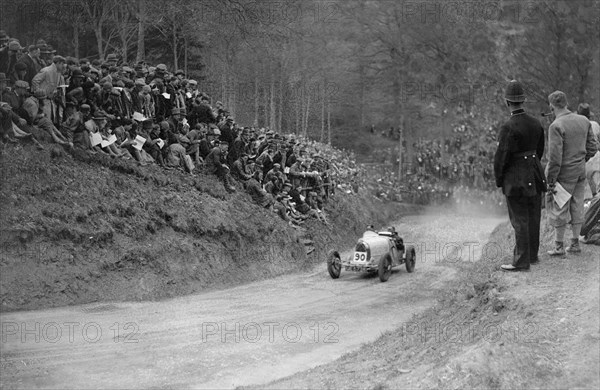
494, 111, 547, 197
17, 54, 42, 85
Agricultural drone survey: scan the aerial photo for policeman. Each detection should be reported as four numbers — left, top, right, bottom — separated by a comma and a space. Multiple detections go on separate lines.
494, 80, 547, 272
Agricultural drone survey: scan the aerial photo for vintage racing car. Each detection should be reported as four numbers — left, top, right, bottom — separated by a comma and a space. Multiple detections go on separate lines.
327, 229, 416, 282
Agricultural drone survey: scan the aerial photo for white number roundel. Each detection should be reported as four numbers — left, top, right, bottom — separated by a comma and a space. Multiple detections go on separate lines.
354, 252, 367, 261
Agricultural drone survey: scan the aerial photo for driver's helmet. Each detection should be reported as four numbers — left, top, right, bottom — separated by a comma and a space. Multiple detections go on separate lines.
388, 226, 397, 233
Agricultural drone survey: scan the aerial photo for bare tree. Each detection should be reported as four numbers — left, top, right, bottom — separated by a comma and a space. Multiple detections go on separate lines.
108, 0, 137, 62
80, 0, 117, 60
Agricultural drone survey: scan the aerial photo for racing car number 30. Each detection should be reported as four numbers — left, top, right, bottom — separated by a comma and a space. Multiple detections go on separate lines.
353, 252, 367, 262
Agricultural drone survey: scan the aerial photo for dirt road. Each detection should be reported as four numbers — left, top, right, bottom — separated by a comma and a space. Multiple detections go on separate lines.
0, 211, 504, 389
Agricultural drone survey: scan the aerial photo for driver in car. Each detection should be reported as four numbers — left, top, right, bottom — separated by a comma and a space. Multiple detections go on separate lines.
362, 224, 378, 238
388, 227, 404, 251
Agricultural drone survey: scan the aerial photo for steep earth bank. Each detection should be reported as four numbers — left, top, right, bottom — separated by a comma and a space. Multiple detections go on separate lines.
0, 143, 418, 312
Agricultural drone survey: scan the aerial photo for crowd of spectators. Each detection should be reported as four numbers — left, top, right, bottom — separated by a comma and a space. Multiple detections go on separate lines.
366, 107, 506, 211
0, 31, 392, 227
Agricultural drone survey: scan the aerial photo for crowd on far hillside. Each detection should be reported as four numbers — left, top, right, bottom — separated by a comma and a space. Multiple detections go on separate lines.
362, 107, 508, 211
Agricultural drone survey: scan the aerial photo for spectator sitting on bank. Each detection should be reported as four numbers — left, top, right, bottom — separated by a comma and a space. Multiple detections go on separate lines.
198, 124, 215, 159
191, 94, 216, 126
142, 121, 167, 168
265, 162, 285, 188
256, 146, 274, 177
22, 89, 70, 146
219, 116, 236, 145
278, 193, 306, 225
228, 126, 249, 166
244, 170, 274, 209
206, 140, 236, 192
232, 153, 254, 182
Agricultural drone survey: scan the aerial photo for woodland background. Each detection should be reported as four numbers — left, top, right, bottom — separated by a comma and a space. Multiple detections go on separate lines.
1, 0, 598, 159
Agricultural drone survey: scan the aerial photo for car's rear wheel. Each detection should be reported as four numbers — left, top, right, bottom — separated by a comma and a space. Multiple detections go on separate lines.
378, 253, 392, 282
405, 246, 416, 273
327, 250, 342, 279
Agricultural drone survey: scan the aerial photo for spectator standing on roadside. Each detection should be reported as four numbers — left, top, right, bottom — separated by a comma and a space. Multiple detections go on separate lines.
577, 103, 600, 197
494, 80, 546, 272
545, 91, 598, 255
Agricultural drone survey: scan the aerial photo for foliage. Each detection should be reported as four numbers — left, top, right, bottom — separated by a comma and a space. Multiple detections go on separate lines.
1, 0, 598, 152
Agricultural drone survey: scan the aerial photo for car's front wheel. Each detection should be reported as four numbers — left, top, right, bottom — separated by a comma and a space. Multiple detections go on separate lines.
327, 250, 342, 279
378, 253, 392, 282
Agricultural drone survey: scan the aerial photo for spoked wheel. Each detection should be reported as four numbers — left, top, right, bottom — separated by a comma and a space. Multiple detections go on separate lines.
327, 250, 342, 279
378, 253, 392, 282
405, 246, 416, 273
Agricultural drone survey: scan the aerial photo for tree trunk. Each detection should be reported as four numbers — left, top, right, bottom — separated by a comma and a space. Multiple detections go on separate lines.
304, 88, 311, 138
398, 114, 404, 179
277, 70, 283, 133
359, 61, 365, 128
230, 75, 236, 119
184, 36, 188, 76
270, 76, 276, 131
321, 78, 325, 143
172, 25, 178, 70
135, 0, 145, 63
73, 22, 80, 58
254, 74, 259, 127
327, 94, 331, 145
264, 81, 270, 129
295, 84, 300, 135
95, 25, 104, 60
120, 30, 128, 63
221, 73, 226, 109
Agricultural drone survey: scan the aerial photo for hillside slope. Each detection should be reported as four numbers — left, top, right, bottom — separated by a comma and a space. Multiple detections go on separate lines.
0, 143, 416, 312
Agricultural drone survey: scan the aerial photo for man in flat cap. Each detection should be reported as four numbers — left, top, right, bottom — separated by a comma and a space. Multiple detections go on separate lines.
545, 91, 598, 255
495, 80, 547, 272
0, 40, 23, 76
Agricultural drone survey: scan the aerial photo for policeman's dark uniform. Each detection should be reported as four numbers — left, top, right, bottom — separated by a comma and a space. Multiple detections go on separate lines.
494, 81, 547, 270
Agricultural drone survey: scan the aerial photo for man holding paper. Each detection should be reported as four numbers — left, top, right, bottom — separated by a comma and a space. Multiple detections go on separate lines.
494, 80, 547, 272
545, 91, 598, 255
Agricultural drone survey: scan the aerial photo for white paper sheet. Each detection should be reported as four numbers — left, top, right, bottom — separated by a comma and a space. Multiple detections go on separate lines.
100, 134, 117, 148
132, 112, 147, 122
554, 182, 572, 209
132, 135, 146, 151
89, 132, 103, 147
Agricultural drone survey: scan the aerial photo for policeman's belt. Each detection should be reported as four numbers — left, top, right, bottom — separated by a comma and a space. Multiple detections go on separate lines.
511, 150, 538, 162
